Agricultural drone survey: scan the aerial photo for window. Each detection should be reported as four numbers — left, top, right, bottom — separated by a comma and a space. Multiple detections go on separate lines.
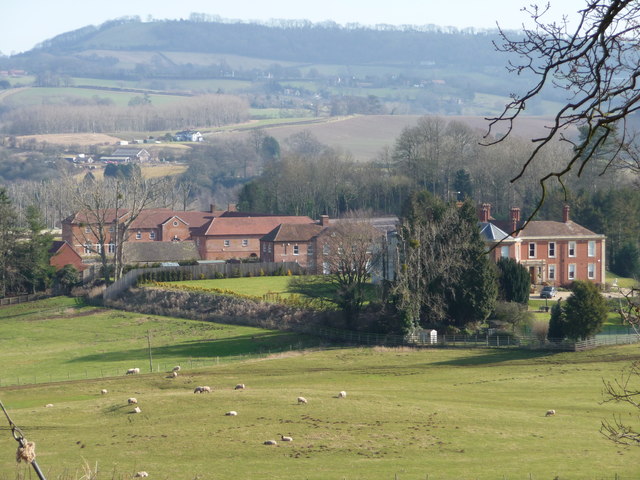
262, 243, 267, 253
223, 240, 230, 247
528, 242, 536, 258
588, 263, 595, 279
84, 243, 92, 254
242, 239, 248, 247
308, 243, 314, 255
548, 264, 556, 281
135, 231, 142, 240
149, 231, 156, 240
568, 241, 576, 257
293, 245, 299, 255
500, 246, 509, 258
548, 242, 556, 258
588, 241, 596, 257
568, 264, 576, 280
173, 221, 179, 227
268, 244, 272, 253
107, 243, 116, 254
323, 244, 330, 255
109, 225, 115, 233
95, 243, 102, 254
84, 226, 91, 234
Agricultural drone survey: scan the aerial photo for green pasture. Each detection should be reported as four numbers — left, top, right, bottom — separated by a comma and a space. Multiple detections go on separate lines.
1, 329, 640, 478
0, 297, 316, 385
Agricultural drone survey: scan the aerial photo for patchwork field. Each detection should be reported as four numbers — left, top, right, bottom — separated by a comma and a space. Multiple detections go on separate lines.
0, 297, 639, 479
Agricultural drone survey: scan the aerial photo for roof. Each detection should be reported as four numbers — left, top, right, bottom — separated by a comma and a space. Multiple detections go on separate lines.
331, 216, 399, 233
123, 241, 201, 263
494, 220, 604, 239
197, 216, 315, 237
262, 223, 324, 242
112, 148, 149, 156
49, 240, 66, 254
478, 222, 517, 243
63, 209, 130, 225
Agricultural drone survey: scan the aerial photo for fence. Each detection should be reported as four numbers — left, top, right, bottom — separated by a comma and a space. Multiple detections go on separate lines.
102, 261, 304, 301
0, 293, 49, 307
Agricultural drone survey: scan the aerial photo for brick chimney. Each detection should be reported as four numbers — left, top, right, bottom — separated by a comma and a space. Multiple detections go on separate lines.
227, 203, 237, 212
562, 204, 570, 223
479, 203, 491, 222
510, 207, 521, 233
210, 203, 216, 213
320, 215, 330, 227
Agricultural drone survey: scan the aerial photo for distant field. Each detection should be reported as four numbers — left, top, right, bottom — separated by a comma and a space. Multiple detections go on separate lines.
70, 163, 188, 181
0, 295, 638, 479
17, 132, 123, 146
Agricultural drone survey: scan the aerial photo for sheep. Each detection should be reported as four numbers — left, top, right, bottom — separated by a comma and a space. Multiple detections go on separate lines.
338, 391, 347, 398
263, 440, 278, 446
128, 398, 138, 405
280, 435, 293, 442
297, 396, 307, 404
126, 368, 140, 375
225, 411, 238, 416
234, 383, 245, 390
193, 386, 212, 394
45, 404, 54, 408
171, 371, 178, 378
100, 389, 108, 395
172, 366, 181, 372
134, 472, 149, 478
133, 406, 142, 414
545, 409, 556, 417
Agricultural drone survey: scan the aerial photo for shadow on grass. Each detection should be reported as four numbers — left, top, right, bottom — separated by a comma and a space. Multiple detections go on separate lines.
67, 331, 316, 364
431, 348, 561, 366
287, 276, 339, 302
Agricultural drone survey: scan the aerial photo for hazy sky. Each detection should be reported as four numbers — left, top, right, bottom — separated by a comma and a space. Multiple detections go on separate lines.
2, 0, 588, 55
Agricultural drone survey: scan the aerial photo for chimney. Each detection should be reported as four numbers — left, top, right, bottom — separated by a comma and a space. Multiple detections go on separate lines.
479, 203, 491, 222
227, 203, 237, 212
320, 215, 330, 227
510, 207, 521, 233
563, 204, 570, 223
210, 203, 216, 213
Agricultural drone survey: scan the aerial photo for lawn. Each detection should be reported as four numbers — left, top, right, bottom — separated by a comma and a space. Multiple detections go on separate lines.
1, 333, 640, 479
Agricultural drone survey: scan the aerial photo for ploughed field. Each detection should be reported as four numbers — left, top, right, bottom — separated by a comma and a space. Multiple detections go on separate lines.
0, 297, 638, 479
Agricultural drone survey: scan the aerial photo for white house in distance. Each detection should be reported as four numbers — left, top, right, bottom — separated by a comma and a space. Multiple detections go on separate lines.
174, 130, 203, 142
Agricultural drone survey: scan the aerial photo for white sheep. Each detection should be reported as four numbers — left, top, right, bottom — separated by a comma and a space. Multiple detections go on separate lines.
126, 368, 140, 375
545, 409, 556, 417
280, 435, 293, 442
338, 391, 347, 398
193, 386, 212, 394
128, 398, 138, 405
45, 404, 54, 408
171, 371, 178, 378
297, 396, 307, 404
234, 383, 245, 390
134, 472, 149, 478
225, 411, 238, 416
172, 366, 181, 372
263, 440, 278, 445
100, 389, 108, 395
133, 406, 142, 414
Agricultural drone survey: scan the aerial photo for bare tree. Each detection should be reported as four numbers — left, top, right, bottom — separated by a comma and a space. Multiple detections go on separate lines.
487, 0, 640, 216
601, 359, 640, 445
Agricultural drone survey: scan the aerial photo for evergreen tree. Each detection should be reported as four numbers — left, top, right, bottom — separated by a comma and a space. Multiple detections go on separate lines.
613, 242, 640, 279
496, 257, 530, 304
17, 205, 54, 293
0, 188, 19, 297
563, 281, 609, 340
547, 298, 566, 341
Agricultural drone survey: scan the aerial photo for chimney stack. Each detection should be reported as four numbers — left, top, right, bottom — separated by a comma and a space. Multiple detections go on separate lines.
510, 207, 521, 233
210, 203, 216, 213
563, 204, 570, 223
320, 215, 330, 227
480, 203, 491, 222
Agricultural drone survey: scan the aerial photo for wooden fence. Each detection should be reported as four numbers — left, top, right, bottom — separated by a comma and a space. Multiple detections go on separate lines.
0, 293, 49, 307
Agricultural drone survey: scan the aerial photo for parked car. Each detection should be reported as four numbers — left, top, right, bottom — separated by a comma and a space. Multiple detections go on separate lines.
540, 286, 557, 298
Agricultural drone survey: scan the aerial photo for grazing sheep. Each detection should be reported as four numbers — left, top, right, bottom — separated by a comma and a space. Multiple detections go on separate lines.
133, 406, 142, 414
263, 440, 278, 446
297, 396, 307, 404
338, 391, 347, 398
193, 386, 212, 394
545, 409, 556, 417
280, 435, 293, 442
45, 404, 54, 408
171, 371, 178, 378
234, 383, 245, 390
172, 366, 181, 372
225, 411, 238, 416
126, 368, 140, 375
127, 398, 138, 405
100, 389, 108, 395
134, 472, 149, 478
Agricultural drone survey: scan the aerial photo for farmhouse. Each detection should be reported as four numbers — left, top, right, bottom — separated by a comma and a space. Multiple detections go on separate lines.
479, 204, 606, 286
174, 130, 203, 142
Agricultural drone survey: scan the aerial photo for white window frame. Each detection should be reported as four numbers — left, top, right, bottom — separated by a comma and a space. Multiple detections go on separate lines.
135, 231, 142, 240
268, 243, 272, 253
262, 243, 267, 253
548, 242, 556, 258
84, 226, 91, 234
588, 263, 595, 279
323, 244, 330, 255
242, 239, 249, 247
588, 241, 596, 257
548, 264, 556, 281
528, 242, 536, 259
149, 231, 156, 240
308, 243, 314, 255
568, 263, 576, 280
568, 241, 576, 257
173, 220, 179, 227
84, 243, 92, 254
293, 245, 299, 255
107, 243, 116, 254
500, 245, 509, 258
223, 239, 230, 247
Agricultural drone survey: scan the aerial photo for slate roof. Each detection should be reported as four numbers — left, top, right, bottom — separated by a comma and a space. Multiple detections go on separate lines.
493, 219, 603, 239
478, 222, 517, 243
262, 223, 324, 242
123, 241, 200, 263
196, 216, 315, 237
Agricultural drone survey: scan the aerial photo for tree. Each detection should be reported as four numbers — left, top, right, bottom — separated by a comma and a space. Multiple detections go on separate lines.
0, 188, 20, 297
601, 360, 640, 445
488, 1, 640, 214
612, 242, 640, 279
491, 301, 534, 333
547, 298, 567, 341
15, 205, 54, 293
496, 257, 530, 304
563, 280, 609, 340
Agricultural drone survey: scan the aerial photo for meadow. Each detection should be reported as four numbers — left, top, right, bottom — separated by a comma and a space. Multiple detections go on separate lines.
1, 297, 639, 479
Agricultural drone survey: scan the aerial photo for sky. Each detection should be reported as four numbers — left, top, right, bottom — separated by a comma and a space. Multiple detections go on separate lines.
2, 0, 589, 55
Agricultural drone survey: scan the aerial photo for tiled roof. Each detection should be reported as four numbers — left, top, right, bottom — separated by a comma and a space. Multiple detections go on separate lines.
262, 223, 324, 242
64, 209, 130, 224
507, 220, 603, 238
123, 241, 200, 263
199, 216, 315, 236
48, 240, 66, 254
